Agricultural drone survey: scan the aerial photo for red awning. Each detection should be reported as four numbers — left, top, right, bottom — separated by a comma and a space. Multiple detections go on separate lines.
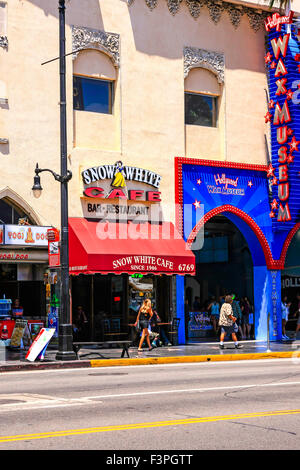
69, 218, 195, 276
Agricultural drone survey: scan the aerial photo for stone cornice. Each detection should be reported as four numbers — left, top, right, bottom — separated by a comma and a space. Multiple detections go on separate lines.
72, 26, 120, 66
184, 46, 225, 82
127, 0, 268, 31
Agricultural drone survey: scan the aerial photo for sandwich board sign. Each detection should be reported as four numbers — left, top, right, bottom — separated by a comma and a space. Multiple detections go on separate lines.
25, 328, 55, 362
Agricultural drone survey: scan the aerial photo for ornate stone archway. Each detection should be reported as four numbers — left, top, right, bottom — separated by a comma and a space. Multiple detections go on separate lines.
0, 187, 41, 225
72, 26, 120, 67
183, 46, 224, 83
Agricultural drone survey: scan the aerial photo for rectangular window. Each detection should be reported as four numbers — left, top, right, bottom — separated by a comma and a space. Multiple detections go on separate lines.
185, 92, 218, 127
73, 75, 113, 114
0, 2, 7, 36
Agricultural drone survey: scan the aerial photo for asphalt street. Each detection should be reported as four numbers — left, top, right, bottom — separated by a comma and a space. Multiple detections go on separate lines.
0, 358, 299, 452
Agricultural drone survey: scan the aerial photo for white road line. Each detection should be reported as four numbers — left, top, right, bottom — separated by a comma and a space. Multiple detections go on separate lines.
80, 381, 300, 400
0, 380, 299, 413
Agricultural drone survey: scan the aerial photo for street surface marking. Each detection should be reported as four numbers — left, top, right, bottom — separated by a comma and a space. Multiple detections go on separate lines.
0, 381, 299, 412
80, 380, 300, 400
0, 409, 299, 443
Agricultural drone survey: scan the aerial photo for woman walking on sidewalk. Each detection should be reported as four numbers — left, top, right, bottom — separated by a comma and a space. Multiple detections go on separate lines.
134, 299, 154, 352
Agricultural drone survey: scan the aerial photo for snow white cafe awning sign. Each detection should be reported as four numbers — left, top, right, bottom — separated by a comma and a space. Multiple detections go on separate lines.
81, 162, 163, 222
264, 11, 300, 230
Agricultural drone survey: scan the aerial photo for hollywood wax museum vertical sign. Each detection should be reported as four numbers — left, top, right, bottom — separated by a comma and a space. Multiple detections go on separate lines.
264, 11, 300, 230
271, 270, 278, 337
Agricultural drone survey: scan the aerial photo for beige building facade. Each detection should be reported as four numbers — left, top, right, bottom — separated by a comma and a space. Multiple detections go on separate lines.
1, 0, 299, 342
0, 0, 288, 227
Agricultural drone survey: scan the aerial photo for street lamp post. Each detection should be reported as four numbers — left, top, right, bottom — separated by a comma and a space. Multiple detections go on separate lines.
32, 0, 76, 360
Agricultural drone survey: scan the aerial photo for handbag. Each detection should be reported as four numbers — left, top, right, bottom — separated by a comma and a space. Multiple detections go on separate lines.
135, 320, 141, 332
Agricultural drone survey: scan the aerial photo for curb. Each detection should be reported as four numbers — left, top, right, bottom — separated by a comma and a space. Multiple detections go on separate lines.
90, 351, 295, 367
0, 351, 297, 373
0, 360, 91, 373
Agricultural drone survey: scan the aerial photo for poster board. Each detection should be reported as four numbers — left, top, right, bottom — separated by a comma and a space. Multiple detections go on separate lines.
188, 312, 213, 338
9, 320, 31, 348
25, 328, 55, 362
28, 321, 44, 342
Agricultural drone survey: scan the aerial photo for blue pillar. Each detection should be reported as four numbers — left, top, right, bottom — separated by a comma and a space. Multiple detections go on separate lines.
268, 270, 282, 341
176, 275, 185, 344
254, 266, 282, 341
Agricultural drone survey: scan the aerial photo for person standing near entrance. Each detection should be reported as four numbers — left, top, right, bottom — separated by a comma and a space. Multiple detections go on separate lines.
134, 299, 154, 352
241, 297, 252, 340
207, 297, 220, 336
218, 295, 242, 349
72, 306, 88, 341
193, 296, 201, 311
231, 293, 244, 340
293, 292, 300, 338
281, 296, 291, 340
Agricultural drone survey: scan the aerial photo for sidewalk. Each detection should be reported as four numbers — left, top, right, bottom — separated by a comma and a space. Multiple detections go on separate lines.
0, 338, 300, 372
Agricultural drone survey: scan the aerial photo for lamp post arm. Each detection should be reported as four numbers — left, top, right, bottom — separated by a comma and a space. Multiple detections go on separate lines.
35, 164, 72, 183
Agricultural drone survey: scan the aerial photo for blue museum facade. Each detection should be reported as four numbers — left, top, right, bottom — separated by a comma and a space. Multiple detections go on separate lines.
174, 12, 300, 344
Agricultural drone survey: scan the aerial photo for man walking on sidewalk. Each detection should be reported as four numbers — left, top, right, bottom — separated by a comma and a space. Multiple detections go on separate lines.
219, 295, 242, 350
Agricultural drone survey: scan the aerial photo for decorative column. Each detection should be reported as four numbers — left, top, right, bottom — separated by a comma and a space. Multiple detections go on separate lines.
175, 275, 186, 344
254, 266, 282, 341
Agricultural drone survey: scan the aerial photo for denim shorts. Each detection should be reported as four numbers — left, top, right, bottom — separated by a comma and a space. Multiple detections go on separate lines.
220, 324, 235, 335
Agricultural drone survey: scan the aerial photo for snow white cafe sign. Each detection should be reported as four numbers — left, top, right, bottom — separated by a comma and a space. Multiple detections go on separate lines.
81, 161, 162, 222
264, 11, 300, 229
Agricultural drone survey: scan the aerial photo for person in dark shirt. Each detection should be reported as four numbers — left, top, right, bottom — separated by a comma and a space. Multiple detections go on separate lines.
231, 293, 244, 340
193, 296, 201, 311
73, 305, 88, 340
150, 308, 171, 347
293, 292, 300, 338
134, 299, 153, 351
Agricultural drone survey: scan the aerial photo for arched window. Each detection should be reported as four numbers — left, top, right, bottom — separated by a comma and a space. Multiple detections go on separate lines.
184, 68, 220, 128
0, 198, 35, 225
73, 49, 116, 115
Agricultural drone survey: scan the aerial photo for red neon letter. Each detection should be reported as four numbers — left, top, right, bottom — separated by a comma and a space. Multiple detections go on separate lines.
146, 191, 161, 202
83, 187, 105, 198
107, 189, 127, 199
128, 190, 144, 200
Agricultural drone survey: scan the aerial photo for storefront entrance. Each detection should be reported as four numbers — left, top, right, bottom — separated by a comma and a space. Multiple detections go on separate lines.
176, 157, 289, 342
0, 264, 46, 317
71, 273, 172, 342
185, 214, 254, 341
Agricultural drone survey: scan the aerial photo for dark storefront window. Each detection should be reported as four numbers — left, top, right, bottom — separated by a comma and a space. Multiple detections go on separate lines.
0, 264, 17, 281
71, 274, 171, 341
0, 264, 45, 317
